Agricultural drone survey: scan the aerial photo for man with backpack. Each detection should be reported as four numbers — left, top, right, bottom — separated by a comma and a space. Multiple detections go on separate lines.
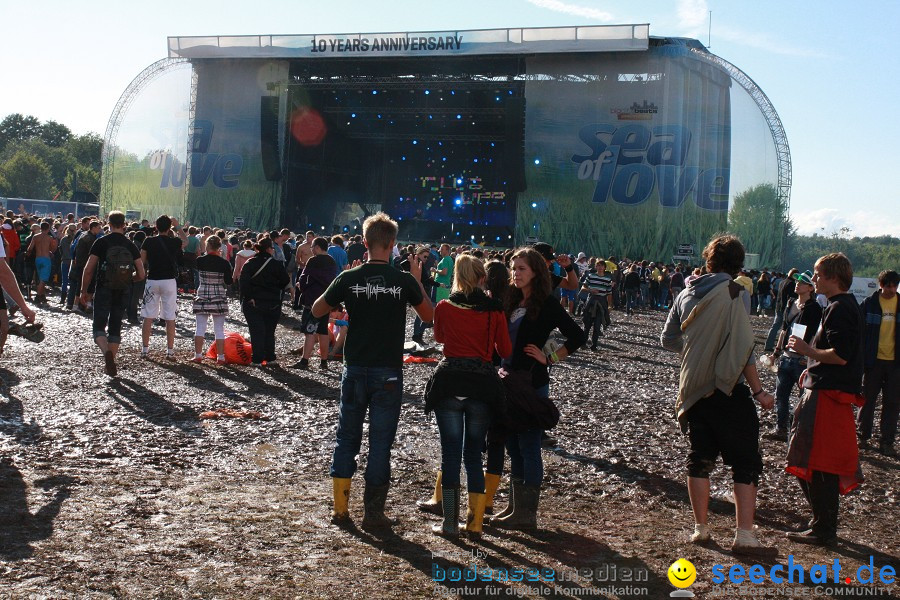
140, 215, 187, 360
80, 212, 145, 376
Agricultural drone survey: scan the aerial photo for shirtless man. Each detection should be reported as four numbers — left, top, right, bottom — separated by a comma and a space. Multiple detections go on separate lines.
26, 222, 58, 304
293, 231, 316, 309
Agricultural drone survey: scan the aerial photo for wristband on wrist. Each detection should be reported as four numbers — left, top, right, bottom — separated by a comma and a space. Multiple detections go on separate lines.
564, 264, 575, 273
547, 351, 560, 365
752, 389, 765, 398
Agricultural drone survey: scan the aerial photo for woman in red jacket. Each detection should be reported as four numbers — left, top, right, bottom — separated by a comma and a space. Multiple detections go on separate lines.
424, 254, 512, 537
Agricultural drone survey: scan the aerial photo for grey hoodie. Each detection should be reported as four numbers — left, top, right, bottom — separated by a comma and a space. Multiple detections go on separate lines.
661, 272, 752, 355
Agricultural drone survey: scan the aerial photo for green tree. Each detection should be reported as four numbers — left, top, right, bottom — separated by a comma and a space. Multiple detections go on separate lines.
1, 138, 76, 196
0, 113, 42, 153
0, 151, 53, 198
727, 183, 791, 268
39, 120, 72, 148
65, 132, 103, 168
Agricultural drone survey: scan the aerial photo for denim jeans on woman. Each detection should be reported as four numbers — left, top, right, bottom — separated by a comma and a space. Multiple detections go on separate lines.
505, 384, 549, 486
775, 355, 806, 431
434, 396, 491, 492
330, 366, 403, 487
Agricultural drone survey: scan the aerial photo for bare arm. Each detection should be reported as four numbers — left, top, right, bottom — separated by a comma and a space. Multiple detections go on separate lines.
787, 337, 847, 365
80, 255, 99, 303
0, 260, 34, 322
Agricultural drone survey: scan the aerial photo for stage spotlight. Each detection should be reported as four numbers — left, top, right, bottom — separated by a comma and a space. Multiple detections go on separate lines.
378, 114, 382, 119
451, 91, 455, 95
442, 157, 447, 162
491, 142, 495, 147
496, 96, 500, 101
456, 178, 463, 184
402, 156, 406, 161
455, 199, 462, 206
473, 158, 478, 163
534, 158, 541, 165
412, 140, 418, 145
496, 236, 501, 241
372, 90, 378, 95
351, 113, 356, 118
456, 114, 461, 119
531, 202, 538, 208
425, 90, 430, 95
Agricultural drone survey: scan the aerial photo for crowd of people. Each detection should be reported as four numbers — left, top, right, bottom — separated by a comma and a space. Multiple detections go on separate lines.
0, 208, 896, 552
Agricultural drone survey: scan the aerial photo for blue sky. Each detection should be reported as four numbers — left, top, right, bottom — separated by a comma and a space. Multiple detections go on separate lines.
1, 0, 897, 237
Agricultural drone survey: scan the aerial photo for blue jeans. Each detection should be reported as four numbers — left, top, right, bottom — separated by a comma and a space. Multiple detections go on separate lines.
626, 289, 639, 314
60, 259, 71, 298
434, 396, 491, 491
505, 384, 549, 486
331, 366, 403, 487
639, 282, 649, 307
92, 285, 130, 344
775, 356, 805, 430
765, 306, 784, 351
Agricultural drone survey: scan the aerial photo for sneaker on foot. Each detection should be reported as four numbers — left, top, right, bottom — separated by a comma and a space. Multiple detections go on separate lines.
190, 356, 203, 363
690, 523, 711, 544
732, 530, 779, 557
290, 358, 310, 369
879, 442, 897, 457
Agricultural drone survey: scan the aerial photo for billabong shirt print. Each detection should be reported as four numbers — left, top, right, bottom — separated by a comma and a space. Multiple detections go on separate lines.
323, 264, 424, 368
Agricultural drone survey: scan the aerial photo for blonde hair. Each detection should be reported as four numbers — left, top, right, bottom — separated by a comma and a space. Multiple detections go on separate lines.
362, 212, 398, 250
451, 254, 486, 295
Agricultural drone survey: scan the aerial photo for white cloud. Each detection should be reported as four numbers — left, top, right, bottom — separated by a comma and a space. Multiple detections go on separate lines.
524, 0, 614, 22
792, 208, 892, 238
715, 25, 832, 59
677, 0, 708, 30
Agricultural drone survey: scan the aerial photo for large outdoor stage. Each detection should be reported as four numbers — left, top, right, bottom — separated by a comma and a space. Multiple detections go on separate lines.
102, 25, 789, 261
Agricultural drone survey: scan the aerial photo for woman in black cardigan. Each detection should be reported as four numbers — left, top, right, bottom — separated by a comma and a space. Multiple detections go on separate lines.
491, 247, 585, 530
240, 237, 290, 366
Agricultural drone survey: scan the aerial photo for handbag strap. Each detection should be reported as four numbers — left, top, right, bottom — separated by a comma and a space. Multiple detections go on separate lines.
251, 256, 273, 279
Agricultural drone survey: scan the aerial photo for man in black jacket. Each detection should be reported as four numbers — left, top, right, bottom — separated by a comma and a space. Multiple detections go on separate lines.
858, 269, 899, 456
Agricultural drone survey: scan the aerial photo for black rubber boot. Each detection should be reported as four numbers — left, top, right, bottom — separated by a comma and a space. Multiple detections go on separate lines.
431, 485, 459, 537
491, 481, 539, 531
487, 477, 522, 524
361, 483, 394, 530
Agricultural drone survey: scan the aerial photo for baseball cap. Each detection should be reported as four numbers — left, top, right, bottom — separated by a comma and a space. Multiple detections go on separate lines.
793, 269, 813, 286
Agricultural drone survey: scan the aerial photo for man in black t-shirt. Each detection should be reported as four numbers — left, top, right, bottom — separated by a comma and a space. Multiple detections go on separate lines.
312, 212, 432, 530
140, 215, 186, 360
785, 253, 864, 546
80, 211, 145, 376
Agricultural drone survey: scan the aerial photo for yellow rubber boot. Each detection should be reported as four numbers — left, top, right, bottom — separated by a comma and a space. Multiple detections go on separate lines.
464, 492, 486, 537
416, 470, 443, 515
332, 477, 351, 523
484, 472, 501, 515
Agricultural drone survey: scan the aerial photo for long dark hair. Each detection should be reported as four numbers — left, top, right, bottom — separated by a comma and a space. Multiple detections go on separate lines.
504, 247, 552, 320
484, 260, 510, 304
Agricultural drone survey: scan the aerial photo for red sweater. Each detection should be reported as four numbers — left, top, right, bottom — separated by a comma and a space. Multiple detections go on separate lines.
434, 300, 512, 363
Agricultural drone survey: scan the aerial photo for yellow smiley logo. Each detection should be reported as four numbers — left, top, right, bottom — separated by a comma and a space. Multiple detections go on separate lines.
667, 558, 696, 588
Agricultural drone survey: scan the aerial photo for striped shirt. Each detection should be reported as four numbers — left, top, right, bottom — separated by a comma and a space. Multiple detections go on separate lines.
581, 271, 613, 296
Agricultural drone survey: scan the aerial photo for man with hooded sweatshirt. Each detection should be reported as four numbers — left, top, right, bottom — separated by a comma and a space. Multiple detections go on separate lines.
661, 234, 778, 557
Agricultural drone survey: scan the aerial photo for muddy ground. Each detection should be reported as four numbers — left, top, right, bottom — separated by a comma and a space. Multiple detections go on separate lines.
0, 294, 898, 599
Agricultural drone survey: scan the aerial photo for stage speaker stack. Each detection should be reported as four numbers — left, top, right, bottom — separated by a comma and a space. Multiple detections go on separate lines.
260, 96, 283, 181
504, 96, 526, 192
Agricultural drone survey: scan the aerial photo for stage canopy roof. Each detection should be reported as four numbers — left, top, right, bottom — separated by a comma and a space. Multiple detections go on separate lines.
168, 24, 650, 60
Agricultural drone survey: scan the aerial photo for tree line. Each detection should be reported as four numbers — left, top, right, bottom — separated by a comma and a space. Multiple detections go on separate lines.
0, 113, 102, 203
728, 183, 897, 278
